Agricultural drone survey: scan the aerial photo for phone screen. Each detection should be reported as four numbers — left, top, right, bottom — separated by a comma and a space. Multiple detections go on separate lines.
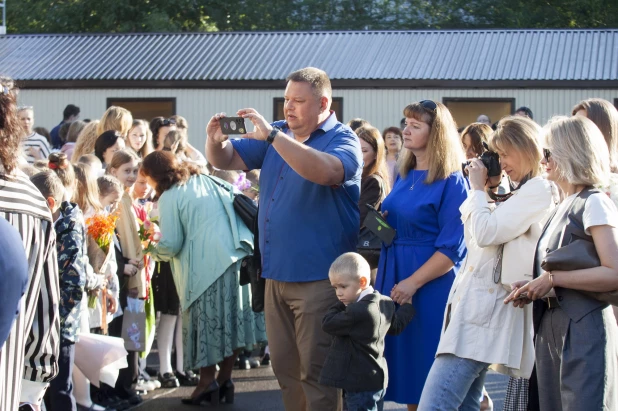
219, 117, 247, 135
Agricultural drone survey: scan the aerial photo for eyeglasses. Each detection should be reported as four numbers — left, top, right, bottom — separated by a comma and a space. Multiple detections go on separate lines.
419, 100, 438, 113
161, 118, 176, 126
543, 148, 551, 162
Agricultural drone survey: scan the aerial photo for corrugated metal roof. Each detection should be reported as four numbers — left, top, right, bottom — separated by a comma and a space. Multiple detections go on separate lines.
1, 29, 617, 82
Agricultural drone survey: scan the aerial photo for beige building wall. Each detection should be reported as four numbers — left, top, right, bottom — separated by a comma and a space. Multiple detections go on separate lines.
18, 88, 618, 152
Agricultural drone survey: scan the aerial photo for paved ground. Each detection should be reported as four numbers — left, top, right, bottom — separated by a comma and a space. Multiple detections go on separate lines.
136, 365, 509, 410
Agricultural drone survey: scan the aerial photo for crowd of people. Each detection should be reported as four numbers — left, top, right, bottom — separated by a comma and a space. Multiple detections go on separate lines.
1, 67, 618, 411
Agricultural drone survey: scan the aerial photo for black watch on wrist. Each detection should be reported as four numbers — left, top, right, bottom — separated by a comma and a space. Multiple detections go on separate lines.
267, 127, 280, 144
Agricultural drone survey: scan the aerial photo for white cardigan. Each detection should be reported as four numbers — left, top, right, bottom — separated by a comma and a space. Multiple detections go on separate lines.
436, 176, 555, 378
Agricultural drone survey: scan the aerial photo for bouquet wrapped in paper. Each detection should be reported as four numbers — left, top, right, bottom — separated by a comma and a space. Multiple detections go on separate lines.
85, 214, 118, 319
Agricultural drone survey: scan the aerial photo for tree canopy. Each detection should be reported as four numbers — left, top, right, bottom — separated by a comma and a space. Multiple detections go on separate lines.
7, 0, 618, 34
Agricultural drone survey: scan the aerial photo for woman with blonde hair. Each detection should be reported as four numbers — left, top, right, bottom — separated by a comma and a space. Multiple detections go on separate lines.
572, 98, 618, 172
419, 116, 555, 410
374, 100, 468, 409
506, 116, 618, 410
97, 106, 133, 138
127, 119, 154, 158
73, 163, 104, 218
72, 120, 101, 163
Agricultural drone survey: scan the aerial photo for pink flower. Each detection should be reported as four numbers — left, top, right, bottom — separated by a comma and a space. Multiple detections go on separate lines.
143, 219, 152, 230
151, 232, 162, 242
234, 172, 252, 192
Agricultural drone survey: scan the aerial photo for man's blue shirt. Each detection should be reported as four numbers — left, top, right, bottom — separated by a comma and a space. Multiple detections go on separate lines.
231, 113, 362, 283
50, 121, 64, 149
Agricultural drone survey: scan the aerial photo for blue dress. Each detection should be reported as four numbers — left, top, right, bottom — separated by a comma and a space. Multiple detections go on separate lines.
375, 170, 468, 404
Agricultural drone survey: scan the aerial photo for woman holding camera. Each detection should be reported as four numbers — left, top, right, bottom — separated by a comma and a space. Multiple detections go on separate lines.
374, 101, 468, 409
506, 116, 618, 411
418, 117, 555, 410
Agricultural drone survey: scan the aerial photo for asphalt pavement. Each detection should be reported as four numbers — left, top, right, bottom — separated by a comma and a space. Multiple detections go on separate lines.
136, 364, 509, 411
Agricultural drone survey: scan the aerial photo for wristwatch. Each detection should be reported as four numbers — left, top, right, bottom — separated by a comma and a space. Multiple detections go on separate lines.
267, 127, 280, 144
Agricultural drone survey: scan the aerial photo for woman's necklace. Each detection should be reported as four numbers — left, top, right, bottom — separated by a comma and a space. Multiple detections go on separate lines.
409, 170, 426, 191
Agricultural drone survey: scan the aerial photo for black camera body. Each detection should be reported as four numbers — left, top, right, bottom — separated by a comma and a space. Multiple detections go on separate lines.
463, 151, 501, 177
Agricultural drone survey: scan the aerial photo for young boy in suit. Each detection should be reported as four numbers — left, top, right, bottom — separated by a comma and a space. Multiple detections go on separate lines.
319, 252, 415, 411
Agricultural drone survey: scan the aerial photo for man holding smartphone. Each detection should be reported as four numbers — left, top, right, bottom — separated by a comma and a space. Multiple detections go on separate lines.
206, 67, 362, 411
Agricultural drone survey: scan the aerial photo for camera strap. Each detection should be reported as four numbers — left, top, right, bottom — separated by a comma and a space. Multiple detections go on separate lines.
486, 174, 531, 203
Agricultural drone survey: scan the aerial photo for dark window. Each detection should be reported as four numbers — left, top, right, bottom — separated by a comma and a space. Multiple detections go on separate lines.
106, 98, 176, 122
443, 98, 515, 128
273, 98, 343, 122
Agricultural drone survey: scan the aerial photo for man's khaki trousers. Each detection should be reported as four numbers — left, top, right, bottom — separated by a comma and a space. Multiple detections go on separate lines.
265, 279, 342, 411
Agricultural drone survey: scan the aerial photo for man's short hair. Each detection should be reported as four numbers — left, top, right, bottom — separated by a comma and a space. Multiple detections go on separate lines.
63, 104, 80, 120
286, 67, 332, 100
30, 170, 64, 204
516, 106, 534, 120
329, 252, 370, 282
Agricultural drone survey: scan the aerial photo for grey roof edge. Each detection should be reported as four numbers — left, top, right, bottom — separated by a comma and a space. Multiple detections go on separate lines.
15, 78, 618, 90
5, 28, 618, 38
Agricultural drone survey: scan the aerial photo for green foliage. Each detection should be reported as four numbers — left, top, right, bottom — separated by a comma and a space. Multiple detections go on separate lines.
6, 0, 618, 34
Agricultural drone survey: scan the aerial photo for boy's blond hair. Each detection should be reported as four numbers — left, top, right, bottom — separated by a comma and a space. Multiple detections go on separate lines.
329, 252, 371, 282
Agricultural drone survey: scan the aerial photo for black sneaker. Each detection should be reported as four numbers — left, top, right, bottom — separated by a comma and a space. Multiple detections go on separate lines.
261, 353, 271, 366
125, 394, 143, 405
158, 372, 180, 388
175, 370, 199, 386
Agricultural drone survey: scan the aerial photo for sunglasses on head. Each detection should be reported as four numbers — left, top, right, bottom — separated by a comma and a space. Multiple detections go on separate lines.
161, 118, 176, 126
419, 100, 437, 113
543, 148, 551, 162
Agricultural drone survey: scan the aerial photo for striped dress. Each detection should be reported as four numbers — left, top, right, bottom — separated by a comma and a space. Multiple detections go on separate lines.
0, 170, 60, 409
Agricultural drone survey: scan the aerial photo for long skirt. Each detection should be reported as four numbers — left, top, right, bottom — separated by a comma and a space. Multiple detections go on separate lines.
182, 267, 267, 369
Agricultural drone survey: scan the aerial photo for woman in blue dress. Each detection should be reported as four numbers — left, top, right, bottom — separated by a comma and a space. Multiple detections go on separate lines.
375, 100, 468, 409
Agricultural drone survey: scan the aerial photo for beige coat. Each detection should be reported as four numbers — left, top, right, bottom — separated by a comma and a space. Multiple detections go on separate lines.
116, 191, 146, 298
436, 177, 555, 378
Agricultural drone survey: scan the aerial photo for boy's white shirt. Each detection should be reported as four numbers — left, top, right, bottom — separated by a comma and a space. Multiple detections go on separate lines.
356, 285, 375, 302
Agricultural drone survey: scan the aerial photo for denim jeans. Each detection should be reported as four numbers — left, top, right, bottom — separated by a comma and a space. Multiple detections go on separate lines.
418, 353, 489, 411
44, 340, 76, 411
345, 388, 385, 411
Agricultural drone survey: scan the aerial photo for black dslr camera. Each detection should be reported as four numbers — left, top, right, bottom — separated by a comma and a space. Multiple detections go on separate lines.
462, 151, 501, 178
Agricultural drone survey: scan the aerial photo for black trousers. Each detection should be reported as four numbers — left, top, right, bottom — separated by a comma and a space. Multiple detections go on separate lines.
44, 340, 76, 411
108, 315, 139, 399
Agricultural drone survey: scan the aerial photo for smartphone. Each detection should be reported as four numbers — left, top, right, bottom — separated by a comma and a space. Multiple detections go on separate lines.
363, 203, 396, 246
219, 117, 247, 135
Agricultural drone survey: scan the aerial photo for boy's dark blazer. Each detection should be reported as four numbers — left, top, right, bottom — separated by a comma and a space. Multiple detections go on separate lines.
319, 290, 415, 392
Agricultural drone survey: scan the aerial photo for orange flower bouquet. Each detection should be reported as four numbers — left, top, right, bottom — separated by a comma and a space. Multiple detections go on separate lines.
87, 214, 118, 254
85, 214, 118, 309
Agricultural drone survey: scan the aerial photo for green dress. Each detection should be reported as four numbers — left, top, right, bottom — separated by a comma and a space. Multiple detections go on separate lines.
151, 174, 267, 368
